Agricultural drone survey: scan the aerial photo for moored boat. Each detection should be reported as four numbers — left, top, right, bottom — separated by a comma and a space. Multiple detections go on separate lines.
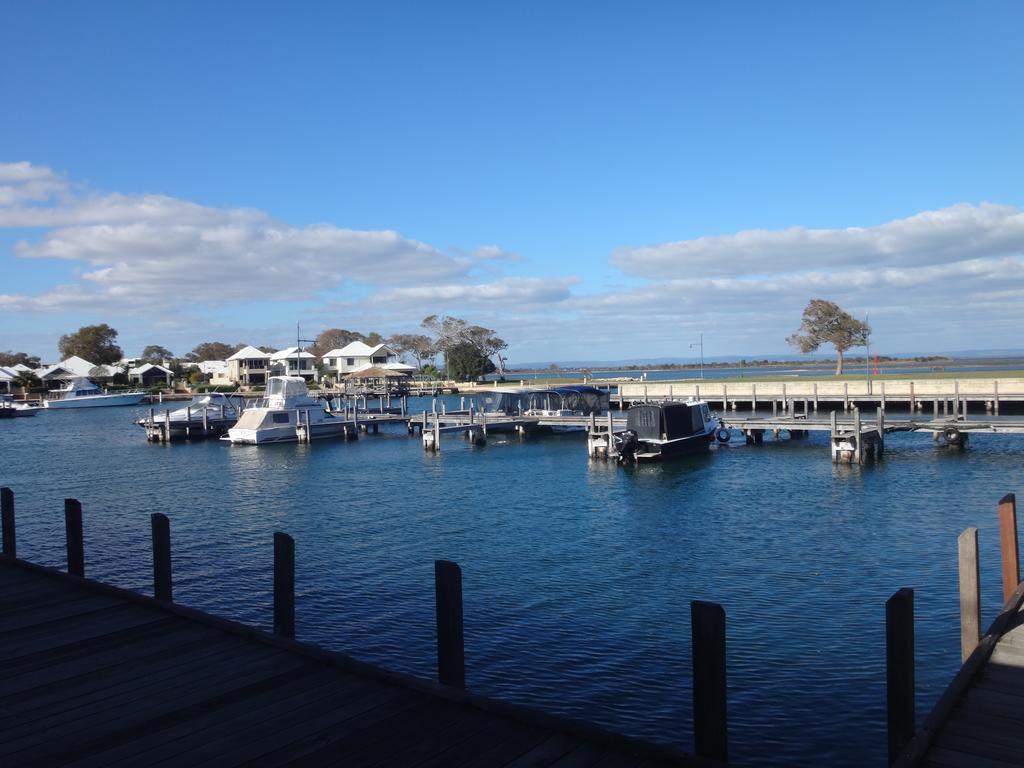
137, 392, 246, 439
43, 378, 146, 409
224, 376, 347, 444
613, 400, 719, 463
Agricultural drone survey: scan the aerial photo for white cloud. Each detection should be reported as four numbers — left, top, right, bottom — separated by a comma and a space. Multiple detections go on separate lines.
372, 277, 579, 307
0, 163, 487, 311
0, 161, 68, 206
611, 203, 1024, 279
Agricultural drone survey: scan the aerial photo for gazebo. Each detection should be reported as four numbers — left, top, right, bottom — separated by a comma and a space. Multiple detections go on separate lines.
343, 366, 411, 394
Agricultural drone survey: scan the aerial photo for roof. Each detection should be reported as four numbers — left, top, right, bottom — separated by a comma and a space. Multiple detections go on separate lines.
0, 367, 15, 382
38, 356, 100, 379
227, 345, 272, 361
345, 366, 410, 379
269, 347, 316, 360
131, 363, 173, 375
11, 363, 34, 372
323, 341, 394, 358
350, 362, 415, 373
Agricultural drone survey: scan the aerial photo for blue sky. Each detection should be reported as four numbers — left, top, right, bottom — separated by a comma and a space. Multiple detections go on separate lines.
2, 2, 1022, 363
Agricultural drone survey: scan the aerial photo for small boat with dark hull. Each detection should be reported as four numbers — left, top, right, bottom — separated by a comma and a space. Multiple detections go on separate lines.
614, 400, 719, 463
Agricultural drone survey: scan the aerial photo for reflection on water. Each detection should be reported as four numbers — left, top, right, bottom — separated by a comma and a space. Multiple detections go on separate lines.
1, 399, 1021, 766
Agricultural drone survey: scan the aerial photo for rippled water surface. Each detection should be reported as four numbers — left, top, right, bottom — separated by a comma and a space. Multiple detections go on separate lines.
1, 400, 1021, 766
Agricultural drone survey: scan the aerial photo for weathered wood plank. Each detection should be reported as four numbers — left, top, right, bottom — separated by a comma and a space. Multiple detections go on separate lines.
96, 675, 381, 768
926, 746, 1024, 768
0, 559, 696, 768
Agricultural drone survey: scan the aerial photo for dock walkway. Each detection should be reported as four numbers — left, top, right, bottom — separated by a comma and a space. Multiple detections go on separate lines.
0, 557, 706, 768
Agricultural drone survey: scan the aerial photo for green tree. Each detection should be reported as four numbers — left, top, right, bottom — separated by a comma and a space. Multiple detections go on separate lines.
446, 341, 496, 381
187, 341, 241, 362
363, 331, 385, 346
0, 351, 41, 368
12, 369, 41, 394
421, 315, 506, 378
310, 329, 363, 357
58, 324, 123, 364
141, 345, 174, 363
787, 299, 871, 375
388, 333, 435, 370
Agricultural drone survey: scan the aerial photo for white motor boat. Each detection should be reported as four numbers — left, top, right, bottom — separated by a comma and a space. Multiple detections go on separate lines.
224, 376, 347, 444
44, 378, 146, 409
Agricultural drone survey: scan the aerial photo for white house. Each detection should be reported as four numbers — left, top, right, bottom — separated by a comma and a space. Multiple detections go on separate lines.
0, 367, 14, 394
226, 346, 272, 386
321, 342, 414, 376
37, 356, 120, 388
269, 347, 317, 381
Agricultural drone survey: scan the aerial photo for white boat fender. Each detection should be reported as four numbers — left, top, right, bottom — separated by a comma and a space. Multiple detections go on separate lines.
715, 427, 731, 444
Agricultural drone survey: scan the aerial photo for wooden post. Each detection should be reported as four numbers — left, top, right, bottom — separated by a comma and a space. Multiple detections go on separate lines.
813, 382, 818, 412
691, 600, 728, 762
999, 493, 1020, 603
721, 384, 727, 411
994, 380, 1000, 416
751, 383, 757, 413
886, 588, 915, 766
957, 528, 981, 662
1, 487, 15, 558
434, 560, 465, 689
880, 382, 886, 411
151, 513, 172, 602
854, 408, 862, 464
64, 498, 84, 577
844, 382, 849, 411
909, 381, 915, 412
274, 532, 295, 638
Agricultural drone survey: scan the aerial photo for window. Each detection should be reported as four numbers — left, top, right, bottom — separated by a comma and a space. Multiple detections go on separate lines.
346, 358, 355, 366
372, 356, 386, 364
272, 413, 291, 424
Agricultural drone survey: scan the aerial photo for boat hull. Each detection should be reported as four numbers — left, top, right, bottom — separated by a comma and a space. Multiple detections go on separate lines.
44, 393, 147, 408
632, 430, 715, 461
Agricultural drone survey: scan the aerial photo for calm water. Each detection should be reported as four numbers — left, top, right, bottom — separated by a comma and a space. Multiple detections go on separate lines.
1, 400, 1020, 766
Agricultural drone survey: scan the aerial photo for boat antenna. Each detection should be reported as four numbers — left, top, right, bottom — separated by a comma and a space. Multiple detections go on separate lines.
296, 322, 316, 380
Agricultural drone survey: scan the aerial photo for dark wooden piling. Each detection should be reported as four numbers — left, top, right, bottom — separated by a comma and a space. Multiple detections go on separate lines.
957, 528, 980, 661
886, 588, 915, 765
274, 531, 296, 638
1, 486, 14, 558
999, 493, 1020, 603
64, 498, 84, 577
691, 600, 728, 762
434, 559, 465, 689
151, 513, 172, 602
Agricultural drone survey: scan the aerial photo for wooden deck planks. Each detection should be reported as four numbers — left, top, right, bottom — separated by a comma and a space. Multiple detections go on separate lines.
906, 587, 1024, 767
0, 559, 701, 768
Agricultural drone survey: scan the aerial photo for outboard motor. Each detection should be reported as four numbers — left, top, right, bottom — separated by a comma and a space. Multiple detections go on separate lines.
615, 429, 639, 464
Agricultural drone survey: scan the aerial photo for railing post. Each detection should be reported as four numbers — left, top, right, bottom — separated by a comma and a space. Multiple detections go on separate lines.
999, 493, 1020, 603
434, 559, 465, 689
64, 498, 84, 577
151, 513, 172, 602
1, 487, 15, 558
886, 588, 915, 765
274, 532, 295, 638
691, 600, 728, 762
957, 528, 980, 661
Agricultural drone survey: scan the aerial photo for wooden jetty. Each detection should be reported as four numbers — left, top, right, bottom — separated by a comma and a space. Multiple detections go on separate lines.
891, 494, 1024, 767
0, 488, 727, 767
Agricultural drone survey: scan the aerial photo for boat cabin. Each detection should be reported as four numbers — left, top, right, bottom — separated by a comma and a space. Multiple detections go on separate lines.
626, 401, 713, 441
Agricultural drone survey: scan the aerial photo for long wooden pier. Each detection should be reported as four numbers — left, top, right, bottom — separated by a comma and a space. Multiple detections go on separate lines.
616, 378, 1024, 416
0, 488, 724, 767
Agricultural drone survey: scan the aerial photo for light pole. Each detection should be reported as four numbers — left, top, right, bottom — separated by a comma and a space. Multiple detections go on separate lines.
690, 334, 705, 380
864, 315, 871, 395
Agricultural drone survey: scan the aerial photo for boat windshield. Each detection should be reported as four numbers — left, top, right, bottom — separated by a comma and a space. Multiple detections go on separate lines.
266, 378, 309, 399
